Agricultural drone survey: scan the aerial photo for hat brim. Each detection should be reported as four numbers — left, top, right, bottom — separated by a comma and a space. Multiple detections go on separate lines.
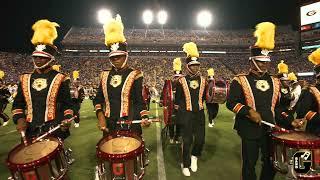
108, 51, 127, 57
187, 61, 200, 66
253, 56, 271, 62
32, 51, 52, 59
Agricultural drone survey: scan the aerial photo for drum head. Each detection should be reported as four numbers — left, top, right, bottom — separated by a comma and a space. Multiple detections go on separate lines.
100, 137, 142, 154
9, 139, 59, 164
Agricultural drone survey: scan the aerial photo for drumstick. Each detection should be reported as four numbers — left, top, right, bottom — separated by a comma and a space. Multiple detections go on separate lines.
261, 120, 289, 133
32, 116, 77, 143
20, 131, 28, 146
116, 118, 161, 125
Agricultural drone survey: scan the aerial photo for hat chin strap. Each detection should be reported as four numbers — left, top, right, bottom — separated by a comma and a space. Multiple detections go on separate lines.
251, 58, 267, 75
109, 55, 128, 70
187, 65, 200, 76
33, 57, 55, 69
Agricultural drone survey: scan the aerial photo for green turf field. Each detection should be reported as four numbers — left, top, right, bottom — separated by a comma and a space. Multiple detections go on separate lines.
0, 100, 286, 179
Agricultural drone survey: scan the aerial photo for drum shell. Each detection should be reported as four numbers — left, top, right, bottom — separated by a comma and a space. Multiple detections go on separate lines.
271, 131, 320, 178
206, 79, 229, 104
96, 131, 147, 180
6, 136, 68, 179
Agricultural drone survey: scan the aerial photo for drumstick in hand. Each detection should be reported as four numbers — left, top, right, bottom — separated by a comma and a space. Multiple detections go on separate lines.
116, 118, 161, 125
261, 120, 289, 133
20, 131, 28, 146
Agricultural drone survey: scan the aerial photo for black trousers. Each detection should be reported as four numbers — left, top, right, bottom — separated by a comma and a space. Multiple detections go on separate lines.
169, 110, 181, 139
241, 134, 276, 180
72, 99, 81, 123
206, 103, 219, 124
0, 103, 9, 123
181, 110, 205, 168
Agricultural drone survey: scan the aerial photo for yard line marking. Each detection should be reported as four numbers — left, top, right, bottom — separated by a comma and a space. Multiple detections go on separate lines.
155, 102, 167, 180
0, 129, 16, 137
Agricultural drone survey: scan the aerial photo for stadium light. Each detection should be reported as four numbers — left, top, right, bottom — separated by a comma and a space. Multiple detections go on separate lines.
197, 10, 212, 28
143, 10, 153, 25
157, 10, 168, 25
97, 9, 112, 24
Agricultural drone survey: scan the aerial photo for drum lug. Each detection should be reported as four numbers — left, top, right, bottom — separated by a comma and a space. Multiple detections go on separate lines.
65, 148, 75, 165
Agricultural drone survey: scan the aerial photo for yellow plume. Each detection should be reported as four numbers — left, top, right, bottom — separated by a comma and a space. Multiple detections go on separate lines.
73, 71, 79, 80
308, 48, 320, 66
207, 68, 214, 77
103, 14, 126, 46
277, 60, 288, 74
31, 19, 60, 45
288, 72, 297, 81
52, 65, 61, 72
173, 58, 182, 72
254, 22, 276, 50
0, 70, 4, 79
183, 42, 199, 58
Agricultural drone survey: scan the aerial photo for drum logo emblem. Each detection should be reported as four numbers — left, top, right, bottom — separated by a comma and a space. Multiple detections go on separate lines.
110, 75, 122, 88
189, 80, 199, 89
32, 78, 47, 91
255, 80, 269, 92
293, 151, 312, 174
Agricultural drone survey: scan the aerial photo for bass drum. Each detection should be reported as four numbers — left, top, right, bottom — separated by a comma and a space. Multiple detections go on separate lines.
206, 79, 229, 104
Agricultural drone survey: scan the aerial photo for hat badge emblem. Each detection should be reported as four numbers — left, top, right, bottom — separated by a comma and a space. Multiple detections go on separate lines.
261, 49, 269, 56
110, 43, 120, 52
36, 44, 46, 51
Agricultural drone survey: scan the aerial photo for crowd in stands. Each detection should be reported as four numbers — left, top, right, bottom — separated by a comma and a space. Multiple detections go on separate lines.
62, 26, 297, 46
0, 51, 315, 92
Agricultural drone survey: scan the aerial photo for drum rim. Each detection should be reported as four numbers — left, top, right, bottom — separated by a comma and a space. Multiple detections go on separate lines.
6, 136, 63, 171
272, 131, 320, 148
96, 130, 145, 161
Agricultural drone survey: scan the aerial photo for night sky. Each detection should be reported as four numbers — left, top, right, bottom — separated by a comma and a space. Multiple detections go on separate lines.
1, 0, 299, 52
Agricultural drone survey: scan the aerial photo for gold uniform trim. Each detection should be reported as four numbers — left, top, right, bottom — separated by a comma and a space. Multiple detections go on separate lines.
234, 76, 256, 110
120, 71, 139, 117
179, 77, 192, 111
101, 71, 111, 117
45, 73, 65, 121
20, 74, 33, 122
271, 77, 280, 116
198, 76, 206, 110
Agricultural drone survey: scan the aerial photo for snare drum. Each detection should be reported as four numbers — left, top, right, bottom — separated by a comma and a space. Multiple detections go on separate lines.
272, 131, 320, 179
96, 131, 149, 180
6, 137, 69, 180
206, 79, 229, 104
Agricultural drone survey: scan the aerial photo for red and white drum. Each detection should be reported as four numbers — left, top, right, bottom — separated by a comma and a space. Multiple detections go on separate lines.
206, 79, 229, 104
96, 131, 149, 180
6, 137, 69, 180
272, 131, 320, 179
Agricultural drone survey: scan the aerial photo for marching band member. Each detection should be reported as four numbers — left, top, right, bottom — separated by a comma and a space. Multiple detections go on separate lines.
175, 42, 207, 176
12, 19, 73, 140
226, 22, 299, 180
296, 48, 320, 135
0, 71, 10, 126
206, 68, 219, 127
71, 71, 84, 128
93, 14, 150, 135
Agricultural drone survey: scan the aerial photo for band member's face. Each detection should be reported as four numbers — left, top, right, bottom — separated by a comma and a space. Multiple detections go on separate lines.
188, 64, 200, 74
255, 61, 270, 72
33, 56, 51, 68
110, 55, 126, 69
